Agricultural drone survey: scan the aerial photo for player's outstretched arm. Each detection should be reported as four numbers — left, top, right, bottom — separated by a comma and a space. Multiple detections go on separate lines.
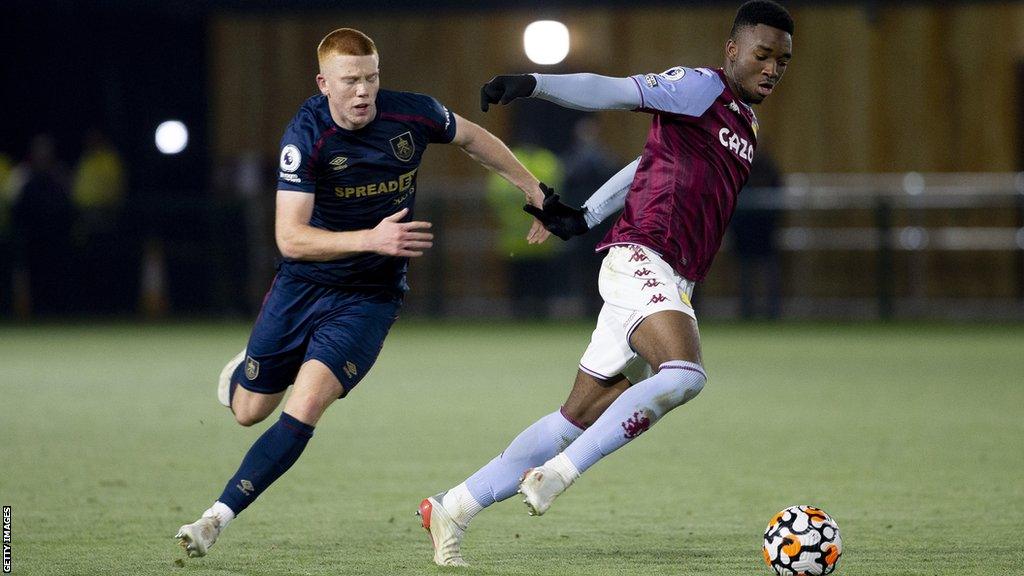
523, 157, 639, 240
481, 73, 640, 112
580, 156, 639, 226
450, 114, 550, 244
275, 191, 433, 260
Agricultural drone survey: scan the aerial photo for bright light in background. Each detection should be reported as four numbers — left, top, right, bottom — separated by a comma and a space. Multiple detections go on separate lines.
523, 20, 570, 65
155, 120, 188, 155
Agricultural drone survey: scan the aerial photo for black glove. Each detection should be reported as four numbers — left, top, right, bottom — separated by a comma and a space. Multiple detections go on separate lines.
480, 74, 537, 112
523, 183, 590, 241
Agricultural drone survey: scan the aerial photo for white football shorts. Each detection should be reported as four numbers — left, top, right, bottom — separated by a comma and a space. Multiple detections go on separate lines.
578, 244, 696, 384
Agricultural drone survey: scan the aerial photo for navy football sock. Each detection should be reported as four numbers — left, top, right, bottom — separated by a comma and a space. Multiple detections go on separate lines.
217, 411, 315, 515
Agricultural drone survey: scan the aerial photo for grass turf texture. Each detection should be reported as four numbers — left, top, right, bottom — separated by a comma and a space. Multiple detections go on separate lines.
1, 321, 1022, 575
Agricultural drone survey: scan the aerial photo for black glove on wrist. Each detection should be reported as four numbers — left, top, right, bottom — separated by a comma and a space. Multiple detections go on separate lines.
480, 74, 538, 112
523, 183, 590, 241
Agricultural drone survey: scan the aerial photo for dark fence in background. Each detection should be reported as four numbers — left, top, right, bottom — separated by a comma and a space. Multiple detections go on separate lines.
2, 174, 1022, 322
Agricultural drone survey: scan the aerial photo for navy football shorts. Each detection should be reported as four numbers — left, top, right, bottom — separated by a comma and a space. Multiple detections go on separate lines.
234, 273, 402, 398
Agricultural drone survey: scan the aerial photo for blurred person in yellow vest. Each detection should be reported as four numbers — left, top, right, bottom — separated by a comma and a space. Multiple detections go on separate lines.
72, 129, 129, 314
486, 144, 563, 318
73, 129, 125, 214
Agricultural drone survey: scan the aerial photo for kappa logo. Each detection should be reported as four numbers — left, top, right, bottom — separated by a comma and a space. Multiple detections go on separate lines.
628, 247, 650, 262
648, 293, 668, 305
280, 144, 301, 173
389, 131, 415, 162
634, 268, 654, 277
244, 356, 259, 380
727, 100, 758, 137
342, 361, 358, 379
329, 156, 349, 171
641, 278, 663, 290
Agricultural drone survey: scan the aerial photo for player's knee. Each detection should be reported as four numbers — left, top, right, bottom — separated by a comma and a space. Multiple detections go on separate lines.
657, 361, 707, 408
283, 392, 334, 426
560, 403, 597, 429
234, 413, 262, 427
234, 408, 270, 427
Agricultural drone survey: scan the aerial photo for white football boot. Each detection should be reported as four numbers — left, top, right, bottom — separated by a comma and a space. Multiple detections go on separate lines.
175, 513, 222, 558
217, 349, 246, 408
417, 494, 469, 567
518, 454, 577, 516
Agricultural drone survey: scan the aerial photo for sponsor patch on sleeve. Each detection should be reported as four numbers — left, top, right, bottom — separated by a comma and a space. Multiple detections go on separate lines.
280, 144, 301, 173
659, 67, 686, 82
644, 73, 659, 88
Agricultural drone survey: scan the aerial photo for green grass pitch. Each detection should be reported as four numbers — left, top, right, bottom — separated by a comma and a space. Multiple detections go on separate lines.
2, 321, 1022, 575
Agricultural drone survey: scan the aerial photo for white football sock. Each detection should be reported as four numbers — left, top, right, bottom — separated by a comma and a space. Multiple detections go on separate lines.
441, 482, 483, 528
546, 452, 581, 483
206, 501, 236, 529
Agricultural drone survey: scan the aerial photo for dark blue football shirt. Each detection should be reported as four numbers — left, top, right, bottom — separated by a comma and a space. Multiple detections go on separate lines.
276, 90, 457, 290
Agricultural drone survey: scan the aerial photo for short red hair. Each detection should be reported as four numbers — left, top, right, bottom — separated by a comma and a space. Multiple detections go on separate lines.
317, 28, 377, 67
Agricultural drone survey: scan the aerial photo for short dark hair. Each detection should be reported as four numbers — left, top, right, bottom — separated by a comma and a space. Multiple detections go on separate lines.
731, 0, 794, 37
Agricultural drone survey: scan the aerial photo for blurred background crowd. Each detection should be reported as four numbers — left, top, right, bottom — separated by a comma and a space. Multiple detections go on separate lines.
3, 0, 1023, 322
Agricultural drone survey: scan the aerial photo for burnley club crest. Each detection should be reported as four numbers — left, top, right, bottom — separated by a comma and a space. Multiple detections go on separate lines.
390, 131, 415, 162
245, 355, 260, 380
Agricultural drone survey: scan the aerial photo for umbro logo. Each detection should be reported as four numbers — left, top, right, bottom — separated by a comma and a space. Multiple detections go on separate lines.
342, 361, 358, 379
237, 479, 254, 495
329, 156, 349, 171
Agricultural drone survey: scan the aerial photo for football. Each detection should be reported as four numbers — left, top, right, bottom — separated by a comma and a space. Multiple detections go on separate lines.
762, 505, 842, 575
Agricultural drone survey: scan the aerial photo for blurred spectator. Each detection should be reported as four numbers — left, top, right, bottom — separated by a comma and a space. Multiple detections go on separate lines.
0, 152, 13, 316
559, 117, 619, 315
212, 150, 276, 314
10, 134, 75, 317
73, 129, 125, 211
0, 152, 12, 224
730, 149, 783, 319
486, 144, 563, 318
72, 129, 128, 314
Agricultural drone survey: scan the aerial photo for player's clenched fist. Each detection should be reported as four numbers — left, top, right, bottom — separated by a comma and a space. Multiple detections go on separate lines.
480, 75, 537, 111
522, 183, 589, 241
368, 208, 434, 257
